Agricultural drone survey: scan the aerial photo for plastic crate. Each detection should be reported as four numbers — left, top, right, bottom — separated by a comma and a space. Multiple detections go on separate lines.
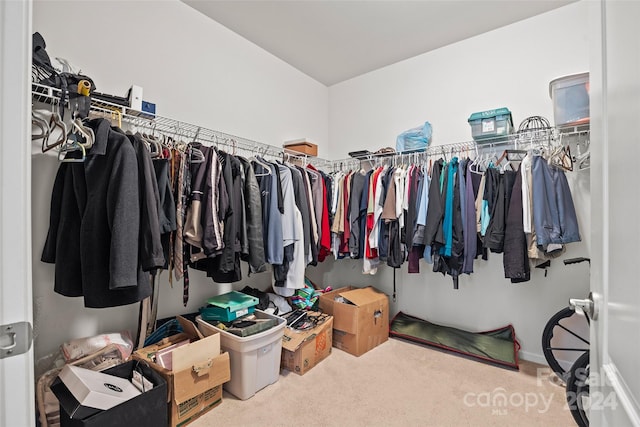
468, 107, 513, 142
196, 310, 286, 400
549, 72, 589, 127
202, 291, 259, 322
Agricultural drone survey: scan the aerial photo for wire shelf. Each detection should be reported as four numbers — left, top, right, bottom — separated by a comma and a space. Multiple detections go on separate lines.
329, 126, 590, 171
31, 83, 332, 167
32, 83, 588, 172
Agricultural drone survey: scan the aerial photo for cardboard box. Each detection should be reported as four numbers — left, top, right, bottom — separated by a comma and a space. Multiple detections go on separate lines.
283, 139, 318, 157
132, 317, 231, 427
281, 313, 333, 375
318, 287, 389, 357
51, 360, 167, 427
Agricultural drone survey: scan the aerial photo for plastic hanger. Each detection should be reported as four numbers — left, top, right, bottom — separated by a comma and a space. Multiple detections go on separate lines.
548, 142, 573, 172
32, 110, 50, 143
188, 144, 205, 164
58, 134, 86, 163
574, 134, 590, 170
250, 150, 273, 176
42, 111, 68, 153
70, 118, 94, 150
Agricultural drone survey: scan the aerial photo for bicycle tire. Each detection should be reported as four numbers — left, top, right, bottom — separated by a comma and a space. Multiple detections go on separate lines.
542, 306, 590, 381
566, 351, 590, 427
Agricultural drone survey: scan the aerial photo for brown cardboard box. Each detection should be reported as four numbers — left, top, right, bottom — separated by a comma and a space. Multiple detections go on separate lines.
318, 287, 389, 357
132, 317, 231, 427
283, 139, 318, 157
281, 314, 333, 375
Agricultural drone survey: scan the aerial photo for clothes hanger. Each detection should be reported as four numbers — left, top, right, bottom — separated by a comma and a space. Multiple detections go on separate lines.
32, 110, 50, 143
547, 134, 573, 171
188, 144, 205, 164
250, 147, 273, 176
185, 127, 205, 164
70, 117, 95, 150
57, 133, 86, 163
42, 110, 68, 153
574, 133, 590, 170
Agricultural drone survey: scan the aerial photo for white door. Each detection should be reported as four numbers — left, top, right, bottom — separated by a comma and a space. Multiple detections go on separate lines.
0, 1, 35, 427
589, 0, 640, 425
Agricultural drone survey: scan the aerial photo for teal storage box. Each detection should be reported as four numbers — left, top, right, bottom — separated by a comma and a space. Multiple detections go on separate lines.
468, 107, 513, 142
201, 291, 259, 322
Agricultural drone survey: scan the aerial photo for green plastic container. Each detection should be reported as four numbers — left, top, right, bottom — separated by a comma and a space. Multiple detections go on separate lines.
468, 107, 513, 142
201, 291, 259, 322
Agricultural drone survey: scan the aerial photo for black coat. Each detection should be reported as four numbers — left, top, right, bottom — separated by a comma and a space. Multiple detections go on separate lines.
42, 119, 151, 308
503, 165, 530, 282
126, 132, 165, 272
238, 156, 267, 274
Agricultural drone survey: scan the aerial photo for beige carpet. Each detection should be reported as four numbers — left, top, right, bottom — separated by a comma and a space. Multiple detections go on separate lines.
192, 338, 575, 427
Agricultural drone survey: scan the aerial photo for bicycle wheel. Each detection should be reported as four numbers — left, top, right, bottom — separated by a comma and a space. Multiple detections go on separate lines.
566, 351, 590, 427
542, 306, 590, 382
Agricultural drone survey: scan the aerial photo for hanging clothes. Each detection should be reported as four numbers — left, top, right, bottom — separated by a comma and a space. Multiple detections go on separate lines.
503, 164, 530, 282
153, 157, 177, 270
238, 157, 267, 274
532, 155, 581, 248
432, 158, 464, 289
125, 132, 165, 272
289, 166, 312, 263
424, 159, 446, 256
349, 170, 367, 258
461, 159, 478, 274
273, 164, 304, 296
42, 118, 152, 308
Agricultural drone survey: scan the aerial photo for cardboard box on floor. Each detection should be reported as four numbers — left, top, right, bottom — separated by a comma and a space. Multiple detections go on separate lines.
281, 313, 333, 375
318, 287, 389, 357
132, 316, 231, 427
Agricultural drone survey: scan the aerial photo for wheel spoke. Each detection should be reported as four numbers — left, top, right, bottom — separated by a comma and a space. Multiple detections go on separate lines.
546, 347, 589, 351
556, 323, 590, 345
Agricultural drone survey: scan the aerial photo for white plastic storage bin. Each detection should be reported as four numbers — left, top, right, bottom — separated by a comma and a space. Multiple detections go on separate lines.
549, 72, 589, 127
196, 310, 286, 400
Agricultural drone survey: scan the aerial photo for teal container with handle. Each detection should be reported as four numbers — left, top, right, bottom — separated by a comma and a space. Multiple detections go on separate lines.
468, 107, 513, 142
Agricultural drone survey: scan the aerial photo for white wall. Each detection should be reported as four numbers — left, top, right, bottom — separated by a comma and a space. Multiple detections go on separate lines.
320, 2, 591, 363
31, 0, 328, 363
31, 0, 590, 367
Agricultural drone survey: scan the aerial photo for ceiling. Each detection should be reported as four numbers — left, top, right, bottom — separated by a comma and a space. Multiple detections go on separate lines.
183, 0, 576, 86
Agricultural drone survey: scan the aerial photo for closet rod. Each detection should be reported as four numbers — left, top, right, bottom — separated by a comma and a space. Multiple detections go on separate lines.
329, 126, 590, 169
31, 83, 333, 168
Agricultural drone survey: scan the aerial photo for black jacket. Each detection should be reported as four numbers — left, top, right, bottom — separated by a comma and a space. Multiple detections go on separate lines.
238, 157, 267, 274
42, 119, 151, 308
503, 165, 530, 282
424, 159, 446, 249
126, 133, 165, 272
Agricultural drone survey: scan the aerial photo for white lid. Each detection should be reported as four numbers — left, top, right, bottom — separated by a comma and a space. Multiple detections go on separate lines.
549, 72, 589, 98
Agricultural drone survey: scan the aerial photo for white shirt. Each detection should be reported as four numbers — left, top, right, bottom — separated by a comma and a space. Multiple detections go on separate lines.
521, 153, 533, 233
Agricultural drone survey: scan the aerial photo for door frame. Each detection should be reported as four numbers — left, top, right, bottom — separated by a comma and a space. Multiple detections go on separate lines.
0, 1, 35, 426
589, 0, 640, 425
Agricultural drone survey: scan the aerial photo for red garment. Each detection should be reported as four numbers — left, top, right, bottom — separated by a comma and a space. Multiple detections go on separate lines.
318, 177, 331, 262
306, 164, 332, 262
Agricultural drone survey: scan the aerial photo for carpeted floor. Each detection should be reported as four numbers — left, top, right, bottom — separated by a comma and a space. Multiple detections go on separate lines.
192, 338, 575, 427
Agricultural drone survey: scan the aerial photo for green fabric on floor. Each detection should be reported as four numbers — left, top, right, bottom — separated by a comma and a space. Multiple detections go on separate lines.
389, 312, 519, 369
